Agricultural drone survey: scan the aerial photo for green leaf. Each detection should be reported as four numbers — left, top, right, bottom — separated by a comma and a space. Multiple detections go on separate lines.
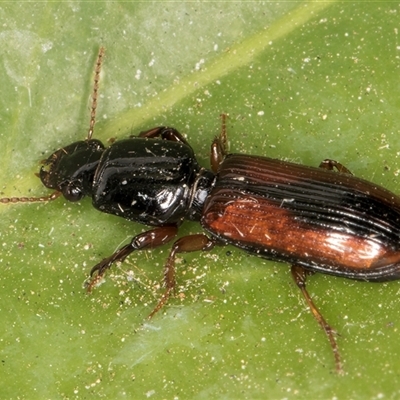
1, 1, 400, 398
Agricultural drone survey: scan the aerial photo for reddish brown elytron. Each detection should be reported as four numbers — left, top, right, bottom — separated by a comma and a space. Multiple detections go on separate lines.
203, 155, 400, 273
204, 193, 397, 269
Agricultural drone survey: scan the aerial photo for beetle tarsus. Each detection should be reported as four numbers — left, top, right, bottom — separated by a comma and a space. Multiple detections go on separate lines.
148, 288, 173, 319
291, 265, 343, 374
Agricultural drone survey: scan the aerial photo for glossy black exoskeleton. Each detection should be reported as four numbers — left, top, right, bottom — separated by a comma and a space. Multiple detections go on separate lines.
40, 131, 214, 226
3, 47, 400, 373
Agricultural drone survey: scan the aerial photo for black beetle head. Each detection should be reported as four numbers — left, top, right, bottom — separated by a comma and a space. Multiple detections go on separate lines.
40, 139, 104, 202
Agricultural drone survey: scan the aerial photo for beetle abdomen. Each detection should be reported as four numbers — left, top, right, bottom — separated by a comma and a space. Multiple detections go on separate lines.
202, 154, 400, 281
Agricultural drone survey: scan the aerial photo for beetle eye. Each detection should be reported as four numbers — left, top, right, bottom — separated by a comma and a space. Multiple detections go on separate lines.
62, 182, 84, 202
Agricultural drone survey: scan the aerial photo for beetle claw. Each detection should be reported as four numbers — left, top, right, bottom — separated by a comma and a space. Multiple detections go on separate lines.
85, 273, 105, 293
85, 256, 114, 292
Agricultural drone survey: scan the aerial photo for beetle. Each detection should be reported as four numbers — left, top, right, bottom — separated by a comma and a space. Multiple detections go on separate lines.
2, 47, 400, 373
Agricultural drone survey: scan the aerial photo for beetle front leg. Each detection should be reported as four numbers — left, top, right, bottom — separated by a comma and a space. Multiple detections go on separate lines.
319, 159, 353, 175
86, 226, 178, 291
149, 234, 217, 318
291, 265, 343, 374
138, 126, 190, 145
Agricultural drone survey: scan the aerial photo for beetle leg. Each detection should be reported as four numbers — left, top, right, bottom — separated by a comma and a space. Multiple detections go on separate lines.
86, 226, 178, 291
210, 114, 229, 173
319, 159, 353, 175
149, 234, 217, 318
291, 265, 343, 374
138, 126, 190, 145
210, 137, 226, 173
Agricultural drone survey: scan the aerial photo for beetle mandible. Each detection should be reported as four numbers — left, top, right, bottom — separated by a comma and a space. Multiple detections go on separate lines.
2, 47, 400, 374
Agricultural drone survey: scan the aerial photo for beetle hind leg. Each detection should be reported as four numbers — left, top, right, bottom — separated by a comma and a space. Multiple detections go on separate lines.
291, 265, 343, 374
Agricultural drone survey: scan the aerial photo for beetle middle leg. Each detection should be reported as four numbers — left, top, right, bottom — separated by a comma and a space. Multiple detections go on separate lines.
291, 265, 342, 374
149, 234, 217, 318
210, 114, 229, 173
86, 226, 178, 291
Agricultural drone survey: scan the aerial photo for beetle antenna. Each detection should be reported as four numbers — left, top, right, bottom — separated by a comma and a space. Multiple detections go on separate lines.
87, 47, 105, 141
0, 191, 61, 204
